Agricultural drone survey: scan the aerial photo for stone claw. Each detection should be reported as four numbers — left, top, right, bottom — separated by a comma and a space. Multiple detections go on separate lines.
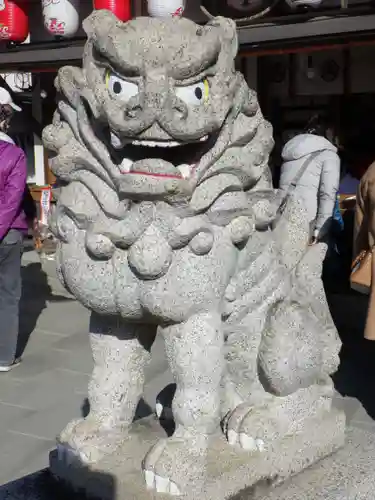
155, 402, 163, 419
142, 434, 207, 496
57, 417, 127, 464
226, 429, 264, 452
225, 403, 274, 452
144, 470, 181, 495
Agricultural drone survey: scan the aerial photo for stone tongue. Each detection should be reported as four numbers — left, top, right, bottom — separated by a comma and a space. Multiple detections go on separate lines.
131, 159, 181, 177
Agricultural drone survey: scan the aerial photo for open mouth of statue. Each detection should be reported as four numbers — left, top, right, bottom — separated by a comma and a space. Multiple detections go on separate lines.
108, 132, 215, 179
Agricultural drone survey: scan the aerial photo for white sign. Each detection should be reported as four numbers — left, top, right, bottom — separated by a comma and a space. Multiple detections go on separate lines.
40, 186, 52, 226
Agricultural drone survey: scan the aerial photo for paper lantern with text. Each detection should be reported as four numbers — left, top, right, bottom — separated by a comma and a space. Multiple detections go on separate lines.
147, 0, 184, 17
42, 0, 80, 38
0, 0, 28, 42
93, 0, 131, 22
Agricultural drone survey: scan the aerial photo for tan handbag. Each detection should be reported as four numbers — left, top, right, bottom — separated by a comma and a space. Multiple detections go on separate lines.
350, 249, 372, 295
364, 249, 375, 340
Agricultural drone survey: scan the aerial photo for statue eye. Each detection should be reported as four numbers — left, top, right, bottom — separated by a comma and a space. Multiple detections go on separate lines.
105, 71, 138, 102
175, 79, 209, 106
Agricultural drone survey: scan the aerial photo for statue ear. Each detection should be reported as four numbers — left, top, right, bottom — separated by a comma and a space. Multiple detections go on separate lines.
207, 16, 238, 60
83, 10, 119, 40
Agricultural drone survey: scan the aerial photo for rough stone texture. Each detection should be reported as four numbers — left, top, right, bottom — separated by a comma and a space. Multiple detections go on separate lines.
6, 425, 375, 500
248, 424, 373, 500
42, 11, 345, 497
50, 410, 345, 500
39, 256, 74, 299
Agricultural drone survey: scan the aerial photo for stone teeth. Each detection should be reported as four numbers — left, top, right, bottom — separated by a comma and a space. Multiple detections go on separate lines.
113, 137, 207, 148
177, 164, 191, 179
131, 139, 181, 148
120, 158, 132, 173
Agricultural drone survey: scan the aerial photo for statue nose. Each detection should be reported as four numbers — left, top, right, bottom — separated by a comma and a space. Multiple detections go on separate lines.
125, 97, 143, 119
169, 95, 188, 120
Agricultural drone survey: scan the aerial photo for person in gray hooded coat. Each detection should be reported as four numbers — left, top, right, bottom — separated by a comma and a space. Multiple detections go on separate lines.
279, 122, 341, 244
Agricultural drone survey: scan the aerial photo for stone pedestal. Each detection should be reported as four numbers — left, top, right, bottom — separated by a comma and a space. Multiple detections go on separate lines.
50, 408, 345, 500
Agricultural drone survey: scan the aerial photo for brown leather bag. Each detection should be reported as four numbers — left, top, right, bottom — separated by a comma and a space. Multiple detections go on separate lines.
364, 249, 375, 340
350, 249, 372, 295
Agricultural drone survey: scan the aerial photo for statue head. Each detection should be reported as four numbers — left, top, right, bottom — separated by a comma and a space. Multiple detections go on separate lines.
43, 11, 273, 210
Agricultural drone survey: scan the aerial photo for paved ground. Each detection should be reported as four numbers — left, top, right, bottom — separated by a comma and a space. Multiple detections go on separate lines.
0, 249, 374, 494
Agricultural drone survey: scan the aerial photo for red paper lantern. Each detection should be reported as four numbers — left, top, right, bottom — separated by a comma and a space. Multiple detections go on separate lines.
0, 0, 28, 42
93, 0, 131, 22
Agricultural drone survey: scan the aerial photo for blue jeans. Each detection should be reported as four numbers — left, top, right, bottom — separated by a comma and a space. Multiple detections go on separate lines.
0, 230, 23, 366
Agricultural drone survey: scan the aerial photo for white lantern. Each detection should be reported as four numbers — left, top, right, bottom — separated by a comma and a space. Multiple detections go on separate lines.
42, 0, 80, 38
147, 0, 184, 18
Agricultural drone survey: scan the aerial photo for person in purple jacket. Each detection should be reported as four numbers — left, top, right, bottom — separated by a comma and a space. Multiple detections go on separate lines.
0, 88, 28, 371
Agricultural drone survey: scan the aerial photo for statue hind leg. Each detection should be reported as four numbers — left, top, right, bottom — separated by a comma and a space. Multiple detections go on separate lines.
222, 310, 271, 451
224, 300, 342, 452
58, 312, 156, 464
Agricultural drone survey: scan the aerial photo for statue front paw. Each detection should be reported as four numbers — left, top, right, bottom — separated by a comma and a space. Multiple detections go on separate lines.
57, 416, 127, 465
142, 432, 208, 496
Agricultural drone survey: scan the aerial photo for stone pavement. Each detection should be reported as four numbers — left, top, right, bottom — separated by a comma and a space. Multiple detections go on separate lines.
0, 249, 374, 498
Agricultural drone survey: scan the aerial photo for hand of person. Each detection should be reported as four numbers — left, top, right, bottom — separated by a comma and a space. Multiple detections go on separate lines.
32, 217, 39, 236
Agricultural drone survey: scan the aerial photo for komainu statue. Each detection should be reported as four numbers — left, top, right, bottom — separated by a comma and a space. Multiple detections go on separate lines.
43, 10, 345, 499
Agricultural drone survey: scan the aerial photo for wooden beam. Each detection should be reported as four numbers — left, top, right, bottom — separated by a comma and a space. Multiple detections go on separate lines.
238, 14, 375, 47
0, 14, 374, 70
132, 0, 147, 16
0, 42, 84, 72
